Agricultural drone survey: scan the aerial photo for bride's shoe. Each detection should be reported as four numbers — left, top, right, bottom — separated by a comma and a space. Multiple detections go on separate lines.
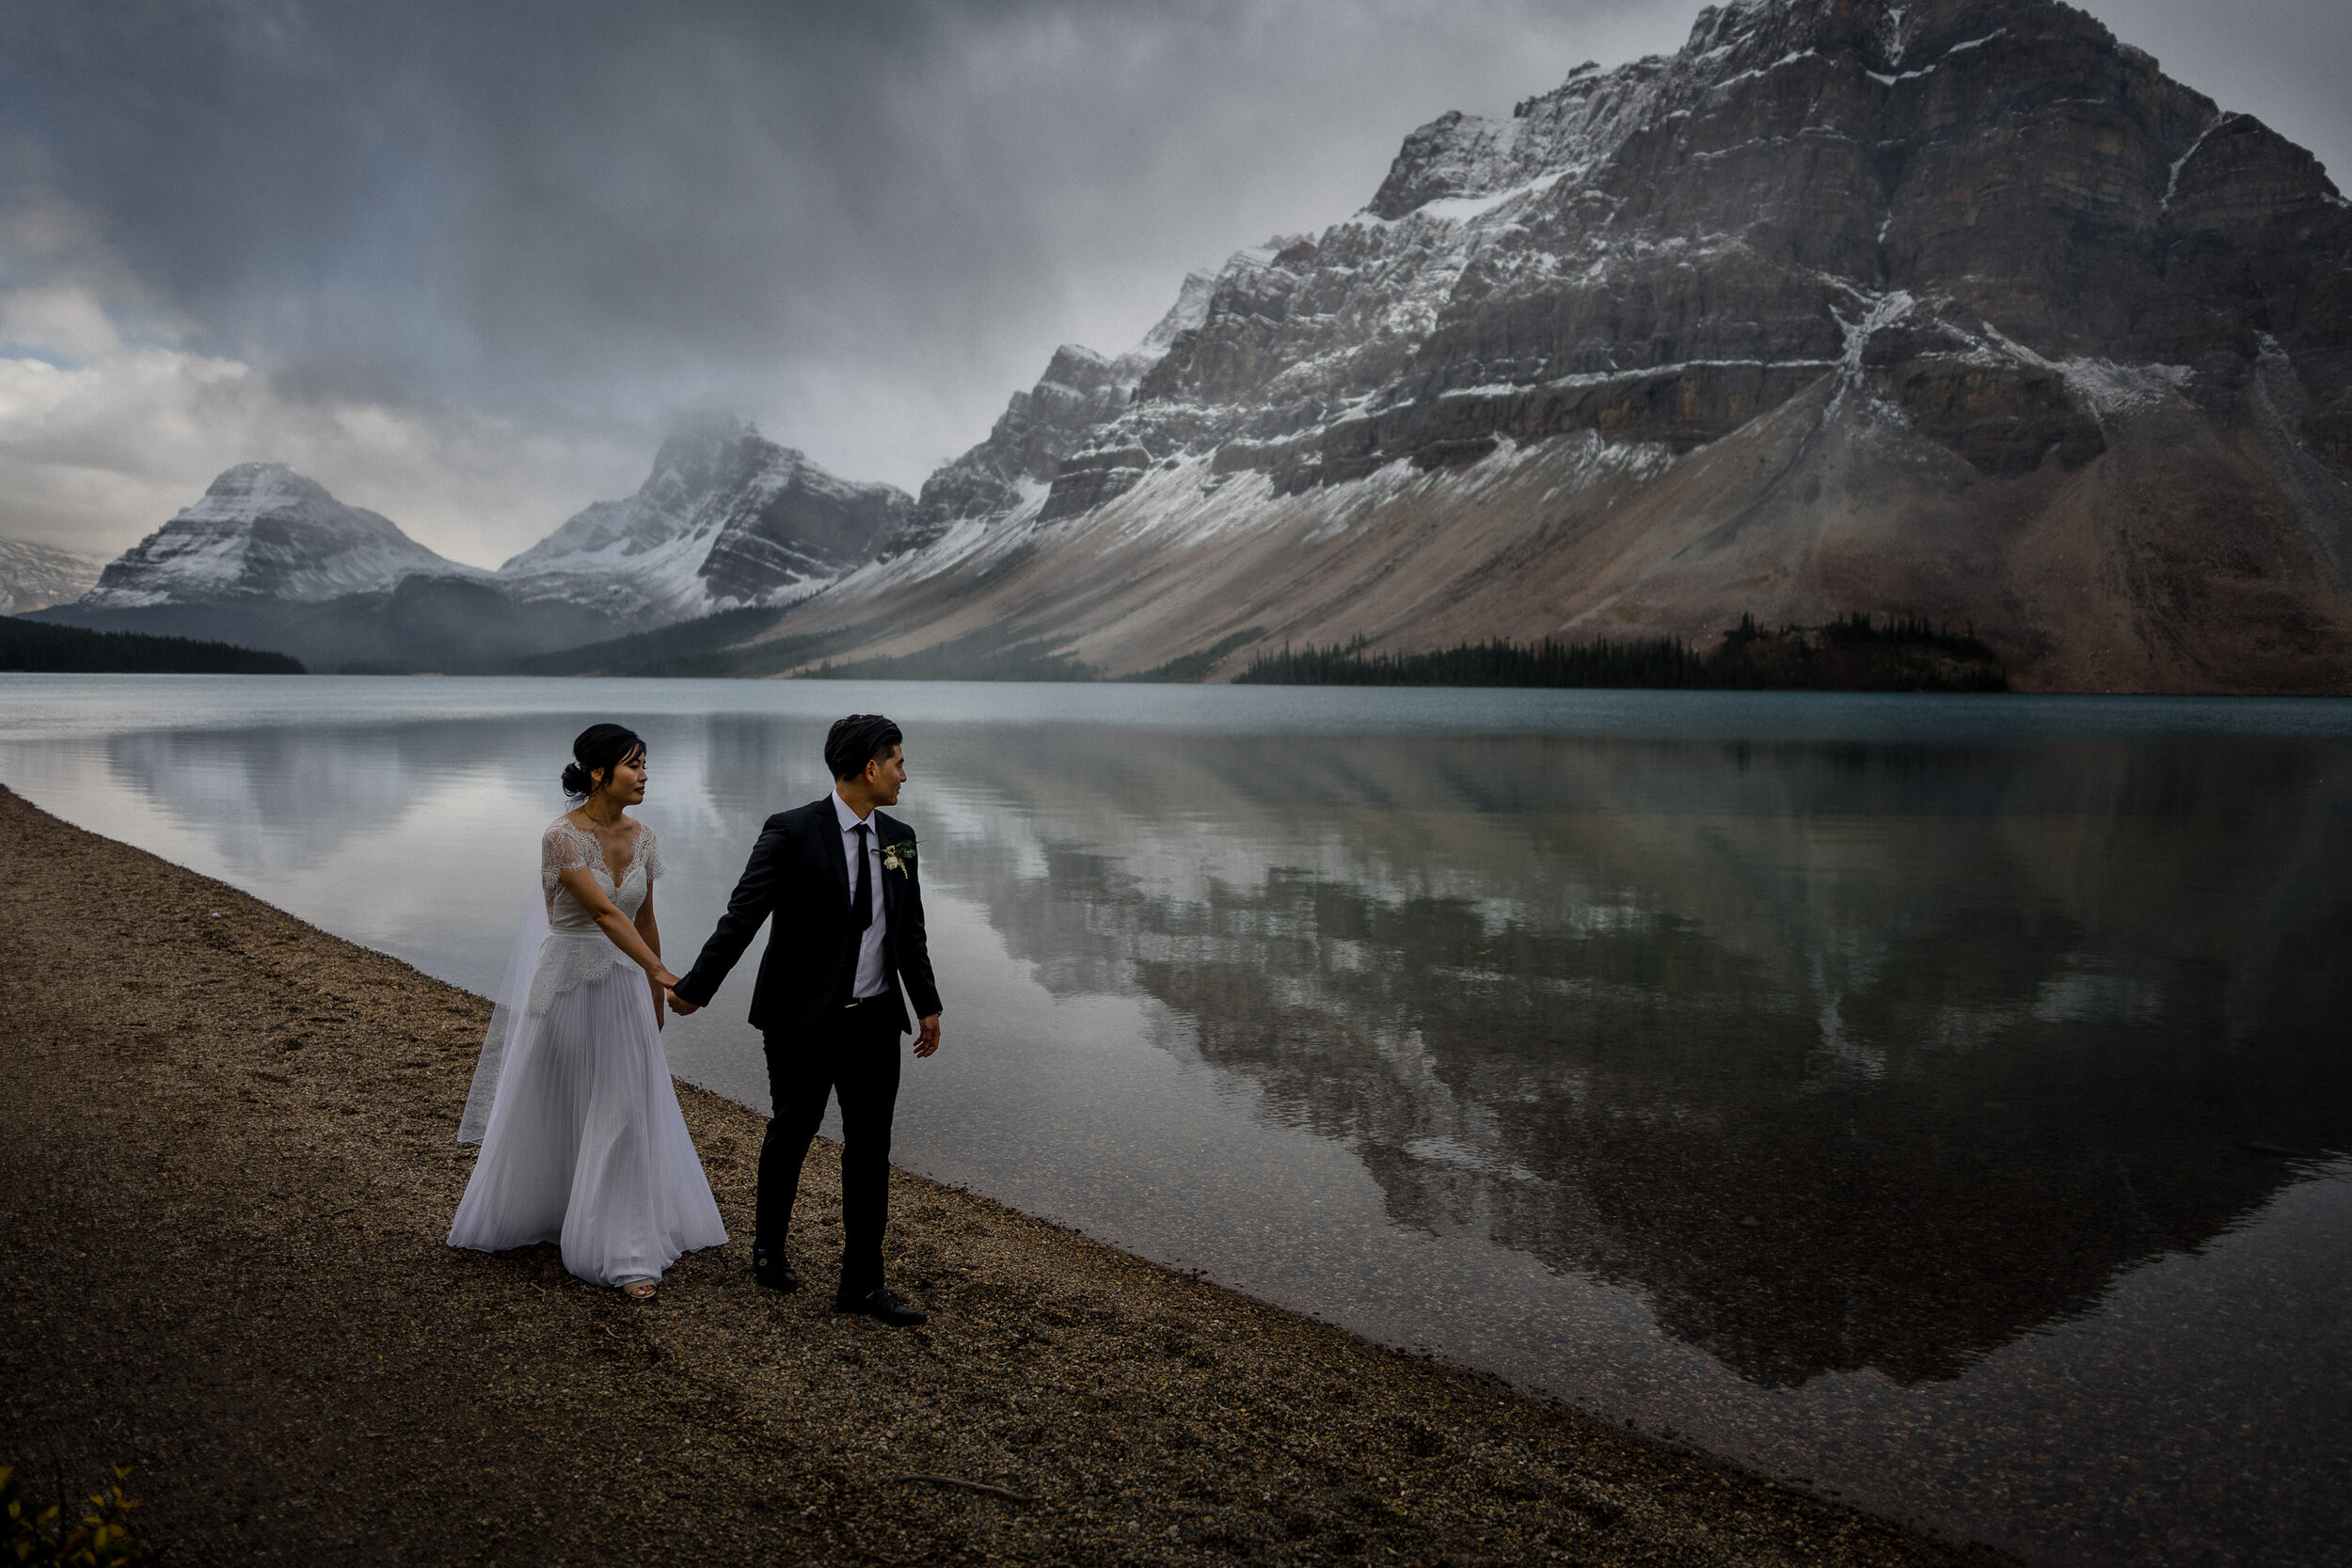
622, 1277, 659, 1300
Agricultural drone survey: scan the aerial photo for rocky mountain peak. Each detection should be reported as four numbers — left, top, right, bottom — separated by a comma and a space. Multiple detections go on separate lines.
499, 422, 910, 626
640, 419, 795, 501
787, 0, 2352, 695
78, 462, 464, 609
873, 270, 1221, 561
1042, 0, 2345, 499
1114, 270, 1218, 382
202, 461, 337, 509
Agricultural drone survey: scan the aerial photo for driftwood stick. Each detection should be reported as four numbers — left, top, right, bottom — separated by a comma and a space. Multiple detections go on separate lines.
888, 1472, 1040, 1504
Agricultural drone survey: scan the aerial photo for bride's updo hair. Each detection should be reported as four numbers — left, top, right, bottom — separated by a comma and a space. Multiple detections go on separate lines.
563, 722, 645, 800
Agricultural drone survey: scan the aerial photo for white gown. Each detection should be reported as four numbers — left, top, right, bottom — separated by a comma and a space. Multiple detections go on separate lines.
449, 817, 727, 1286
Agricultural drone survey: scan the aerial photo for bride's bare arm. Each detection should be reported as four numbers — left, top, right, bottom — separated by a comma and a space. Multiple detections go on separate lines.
556, 865, 681, 991
636, 885, 666, 1027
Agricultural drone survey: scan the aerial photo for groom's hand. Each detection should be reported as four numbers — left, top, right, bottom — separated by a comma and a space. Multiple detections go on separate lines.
666, 990, 700, 1016
914, 1014, 941, 1058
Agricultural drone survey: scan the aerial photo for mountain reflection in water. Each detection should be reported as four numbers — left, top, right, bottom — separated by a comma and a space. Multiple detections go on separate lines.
33, 681, 2347, 1565
913, 725, 2352, 1389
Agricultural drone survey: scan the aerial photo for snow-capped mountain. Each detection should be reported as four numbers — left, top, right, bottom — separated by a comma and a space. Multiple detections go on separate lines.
748, 0, 2352, 693
35, 0, 2351, 689
75, 463, 474, 609
878, 273, 1215, 560
0, 540, 106, 615
40, 463, 628, 669
500, 423, 911, 626
40, 430, 911, 667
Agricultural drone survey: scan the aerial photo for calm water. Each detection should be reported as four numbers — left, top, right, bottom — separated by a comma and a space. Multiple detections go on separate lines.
6, 675, 2349, 1566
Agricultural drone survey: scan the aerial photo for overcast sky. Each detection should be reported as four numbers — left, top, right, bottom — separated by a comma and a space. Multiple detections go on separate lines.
1, 0, 2344, 569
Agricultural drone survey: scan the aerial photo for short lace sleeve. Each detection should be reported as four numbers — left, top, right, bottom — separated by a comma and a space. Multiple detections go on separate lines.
642, 827, 664, 884
541, 818, 596, 897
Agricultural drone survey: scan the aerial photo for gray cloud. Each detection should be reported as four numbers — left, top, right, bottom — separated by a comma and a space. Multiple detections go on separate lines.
0, 0, 2344, 565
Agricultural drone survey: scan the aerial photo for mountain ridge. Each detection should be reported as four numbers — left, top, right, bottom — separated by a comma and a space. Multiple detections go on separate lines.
734, 0, 2352, 693
877, 273, 1216, 561
33, 0, 2352, 691
43, 429, 907, 668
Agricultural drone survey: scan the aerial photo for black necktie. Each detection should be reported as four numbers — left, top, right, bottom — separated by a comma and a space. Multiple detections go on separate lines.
850, 822, 873, 934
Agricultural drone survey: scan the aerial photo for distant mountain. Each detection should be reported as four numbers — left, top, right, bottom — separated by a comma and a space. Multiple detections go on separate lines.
77, 463, 473, 608
723, 0, 2352, 694
38, 463, 613, 670
37, 436, 914, 670
498, 423, 911, 626
0, 540, 106, 615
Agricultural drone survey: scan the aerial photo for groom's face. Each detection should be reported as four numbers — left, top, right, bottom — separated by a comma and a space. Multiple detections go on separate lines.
865, 745, 907, 806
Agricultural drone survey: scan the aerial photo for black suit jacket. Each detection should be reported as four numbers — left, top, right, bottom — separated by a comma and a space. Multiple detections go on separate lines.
674, 796, 942, 1043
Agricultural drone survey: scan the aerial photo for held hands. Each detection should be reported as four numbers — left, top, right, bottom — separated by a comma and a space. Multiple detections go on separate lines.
914, 1013, 942, 1059
646, 967, 690, 1026
651, 976, 911, 1035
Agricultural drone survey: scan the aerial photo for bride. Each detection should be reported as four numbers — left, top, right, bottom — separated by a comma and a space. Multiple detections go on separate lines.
449, 723, 727, 1298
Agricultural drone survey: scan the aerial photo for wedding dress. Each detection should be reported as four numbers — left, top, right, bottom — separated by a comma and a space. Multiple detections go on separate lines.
449, 817, 727, 1286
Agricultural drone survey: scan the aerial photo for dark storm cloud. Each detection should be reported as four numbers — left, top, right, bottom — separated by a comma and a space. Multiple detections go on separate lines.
0, 0, 2344, 561
0, 0, 1696, 499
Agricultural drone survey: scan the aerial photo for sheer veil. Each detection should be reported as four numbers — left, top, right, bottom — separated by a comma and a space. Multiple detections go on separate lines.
458, 887, 551, 1144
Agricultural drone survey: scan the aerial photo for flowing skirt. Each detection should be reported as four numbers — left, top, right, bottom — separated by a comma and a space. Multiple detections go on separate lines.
449, 962, 727, 1285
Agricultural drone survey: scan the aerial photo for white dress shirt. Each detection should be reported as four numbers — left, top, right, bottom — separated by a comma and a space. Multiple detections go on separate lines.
834, 790, 889, 999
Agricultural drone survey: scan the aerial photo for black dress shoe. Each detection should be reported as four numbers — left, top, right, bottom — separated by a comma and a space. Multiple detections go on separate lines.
834, 1286, 927, 1326
750, 1251, 800, 1292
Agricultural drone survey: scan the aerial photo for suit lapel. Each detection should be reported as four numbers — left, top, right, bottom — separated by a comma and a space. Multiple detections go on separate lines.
819, 795, 851, 914
874, 810, 901, 929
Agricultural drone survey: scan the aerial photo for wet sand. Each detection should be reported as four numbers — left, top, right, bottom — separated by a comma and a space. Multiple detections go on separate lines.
0, 784, 1991, 1564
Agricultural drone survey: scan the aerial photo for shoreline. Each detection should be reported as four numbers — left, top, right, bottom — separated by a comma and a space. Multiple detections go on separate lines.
0, 784, 1992, 1564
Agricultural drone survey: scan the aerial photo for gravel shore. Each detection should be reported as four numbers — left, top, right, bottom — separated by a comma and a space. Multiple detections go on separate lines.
0, 785, 1989, 1565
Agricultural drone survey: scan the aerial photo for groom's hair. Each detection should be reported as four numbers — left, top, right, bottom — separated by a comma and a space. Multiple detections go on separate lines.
825, 714, 903, 781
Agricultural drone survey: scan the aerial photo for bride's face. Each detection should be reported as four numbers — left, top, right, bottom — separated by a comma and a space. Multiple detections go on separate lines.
600, 749, 648, 806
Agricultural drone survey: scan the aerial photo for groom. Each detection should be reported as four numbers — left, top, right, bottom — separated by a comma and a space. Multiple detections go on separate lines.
667, 713, 943, 1326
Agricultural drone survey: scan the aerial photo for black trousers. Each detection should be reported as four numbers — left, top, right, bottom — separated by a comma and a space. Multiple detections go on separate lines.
757, 1001, 903, 1295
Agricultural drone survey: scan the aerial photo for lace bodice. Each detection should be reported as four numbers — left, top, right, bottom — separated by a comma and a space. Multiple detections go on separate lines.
529, 816, 664, 1014
542, 816, 662, 929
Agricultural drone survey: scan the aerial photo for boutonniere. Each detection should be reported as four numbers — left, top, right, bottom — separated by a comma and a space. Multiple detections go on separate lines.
881, 840, 917, 876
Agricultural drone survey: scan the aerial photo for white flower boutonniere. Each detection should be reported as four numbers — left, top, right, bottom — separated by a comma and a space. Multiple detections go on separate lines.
881, 839, 917, 877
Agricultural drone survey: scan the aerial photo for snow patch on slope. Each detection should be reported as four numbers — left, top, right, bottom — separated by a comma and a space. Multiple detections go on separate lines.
1865, 28, 2004, 85
2057, 358, 2195, 418
1402, 169, 1572, 226
833, 427, 1679, 613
